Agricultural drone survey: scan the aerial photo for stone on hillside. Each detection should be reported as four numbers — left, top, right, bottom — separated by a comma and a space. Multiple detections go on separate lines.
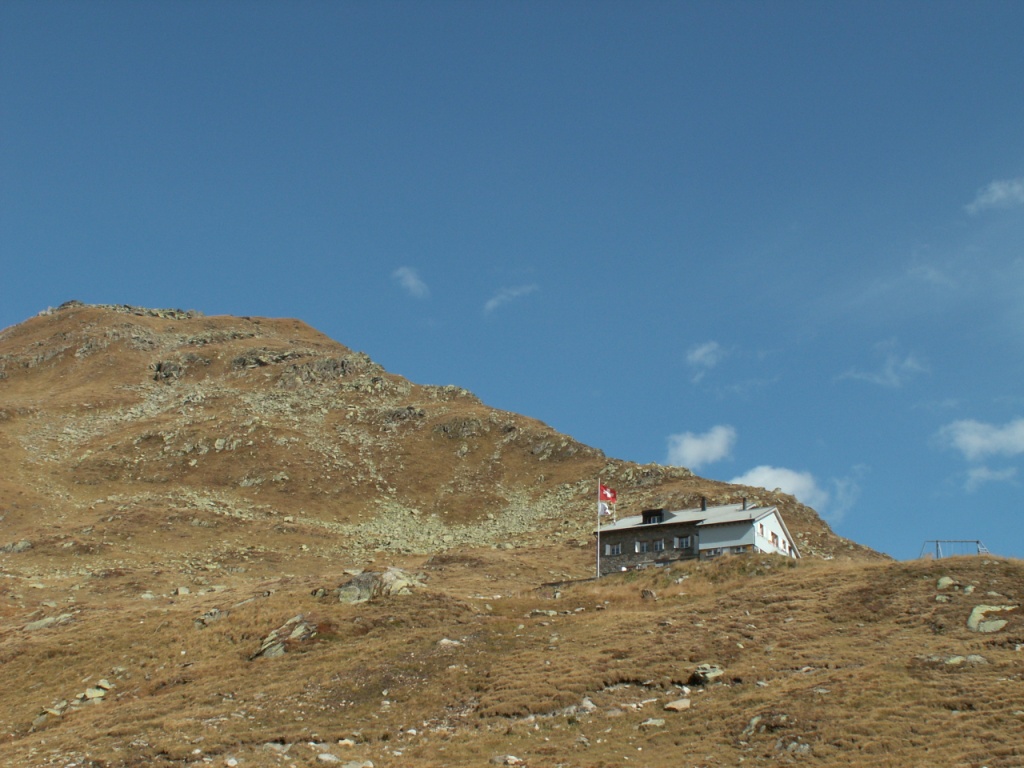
335, 568, 423, 603
689, 663, 725, 686
46, 701, 68, 716
937, 576, 957, 590
24, 613, 73, 632
152, 360, 183, 381
194, 608, 224, 629
918, 653, 989, 667
664, 698, 692, 712
252, 615, 318, 659
24, 617, 58, 632
490, 757, 523, 766
1, 540, 33, 553
640, 589, 657, 600
639, 717, 666, 730
784, 741, 811, 755
742, 712, 790, 737
967, 604, 1018, 633
84, 687, 106, 700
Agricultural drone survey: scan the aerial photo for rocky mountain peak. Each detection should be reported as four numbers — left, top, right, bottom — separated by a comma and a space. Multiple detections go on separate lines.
0, 302, 879, 568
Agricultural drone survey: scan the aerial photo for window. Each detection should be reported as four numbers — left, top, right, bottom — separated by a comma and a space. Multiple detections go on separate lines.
642, 510, 664, 525
705, 547, 723, 557
653, 539, 665, 552
673, 535, 692, 549
758, 523, 764, 536
635, 541, 649, 554
732, 545, 748, 554
605, 542, 622, 556
771, 532, 779, 547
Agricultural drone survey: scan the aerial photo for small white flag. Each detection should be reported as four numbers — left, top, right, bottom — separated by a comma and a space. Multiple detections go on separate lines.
598, 501, 612, 517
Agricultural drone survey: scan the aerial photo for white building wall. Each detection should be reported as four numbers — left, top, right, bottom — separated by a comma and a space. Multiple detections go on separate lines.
752, 512, 797, 557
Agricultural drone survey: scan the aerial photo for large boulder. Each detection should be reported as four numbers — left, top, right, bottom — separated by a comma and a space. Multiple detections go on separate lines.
688, 663, 725, 686
251, 615, 318, 659
966, 604, 1018, 633
334, 568, 423, 604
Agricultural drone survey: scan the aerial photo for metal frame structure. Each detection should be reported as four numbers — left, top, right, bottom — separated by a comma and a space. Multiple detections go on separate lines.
919, 540, 991, 559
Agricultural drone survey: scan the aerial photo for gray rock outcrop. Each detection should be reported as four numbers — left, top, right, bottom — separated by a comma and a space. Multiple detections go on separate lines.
689, 663, 725, 686
251, 615, 318, 659
333, 568, 423, 604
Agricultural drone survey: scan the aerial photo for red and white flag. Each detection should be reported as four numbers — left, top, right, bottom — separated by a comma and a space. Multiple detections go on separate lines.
599, 484, 617, 503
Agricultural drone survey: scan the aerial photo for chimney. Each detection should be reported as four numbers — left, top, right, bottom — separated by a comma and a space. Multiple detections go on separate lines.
700, 497, 707, 511
742, 497, 747, 510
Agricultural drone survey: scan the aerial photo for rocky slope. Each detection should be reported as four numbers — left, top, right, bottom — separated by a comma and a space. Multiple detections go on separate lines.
0, 301, 875, 572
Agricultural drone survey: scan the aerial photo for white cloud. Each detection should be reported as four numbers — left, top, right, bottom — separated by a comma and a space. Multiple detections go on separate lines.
666, 425, 736, 470
907, 264, 958, 289
966, 177, 1024, 214
828, 471, 863, 523
728, 464, 864, 523
686, 341, 726, 382
483, 285, 538, 314
391, 267, 430, 299
965, 465, 1018, 492
938, 417, 1024, 462
840, 341, 927, 388
729, 465, 830, 512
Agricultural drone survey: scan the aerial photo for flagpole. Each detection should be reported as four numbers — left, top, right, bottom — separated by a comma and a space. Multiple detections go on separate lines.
596, 478, 601, 579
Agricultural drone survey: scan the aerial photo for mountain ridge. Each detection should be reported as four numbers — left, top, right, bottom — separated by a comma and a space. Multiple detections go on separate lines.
0, 301, 875, 565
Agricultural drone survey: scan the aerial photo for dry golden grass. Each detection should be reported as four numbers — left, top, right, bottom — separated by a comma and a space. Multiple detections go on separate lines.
1, 548, 1022, 767
2, 304, 1009, 767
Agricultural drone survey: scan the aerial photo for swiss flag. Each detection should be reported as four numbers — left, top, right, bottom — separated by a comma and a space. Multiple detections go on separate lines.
599, 484, 617, 503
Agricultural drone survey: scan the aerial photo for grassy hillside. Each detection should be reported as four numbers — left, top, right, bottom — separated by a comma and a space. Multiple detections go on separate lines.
1, 547, 1021, 767
6, 302, 987, 768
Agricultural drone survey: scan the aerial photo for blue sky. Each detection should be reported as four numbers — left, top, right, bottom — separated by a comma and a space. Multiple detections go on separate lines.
3, 1, 1023, 559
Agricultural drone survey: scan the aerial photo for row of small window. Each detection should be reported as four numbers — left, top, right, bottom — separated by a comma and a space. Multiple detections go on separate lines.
705, 545, 751, 556
604, 536, 692, 556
